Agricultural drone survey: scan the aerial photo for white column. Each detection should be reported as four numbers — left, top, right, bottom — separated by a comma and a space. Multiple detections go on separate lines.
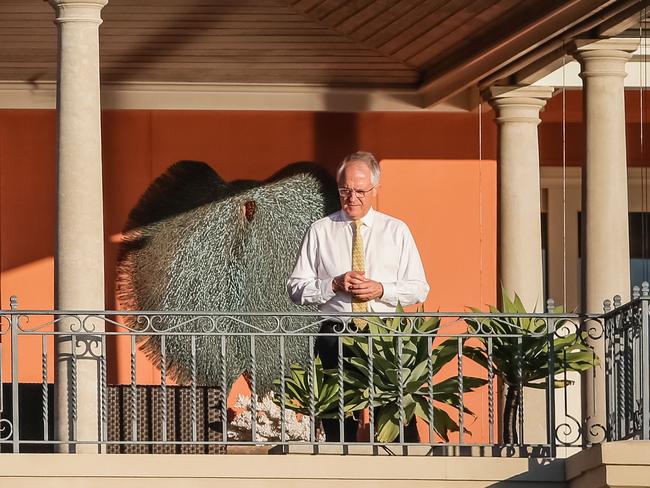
488, 86, 554, 312
574, 38, 638, 443
49, 0, 107, 453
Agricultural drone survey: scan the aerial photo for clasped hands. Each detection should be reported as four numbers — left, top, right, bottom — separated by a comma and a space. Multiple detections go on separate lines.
332, 271, 383, 302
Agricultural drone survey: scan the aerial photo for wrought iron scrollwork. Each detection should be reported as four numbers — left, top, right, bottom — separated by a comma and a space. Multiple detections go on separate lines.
0, 418, 13, 441
555, 413, 582, 446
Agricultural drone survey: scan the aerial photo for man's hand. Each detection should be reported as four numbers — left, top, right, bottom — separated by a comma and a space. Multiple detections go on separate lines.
350, 279, 383, 302
333, 272, 383, 301
332, 271, 367, 294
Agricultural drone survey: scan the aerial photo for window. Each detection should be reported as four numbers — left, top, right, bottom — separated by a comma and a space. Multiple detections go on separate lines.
630, 212, 650, 287
577, 212, 650, 288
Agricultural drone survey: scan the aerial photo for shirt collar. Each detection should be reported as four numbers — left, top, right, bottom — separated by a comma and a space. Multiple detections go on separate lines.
338, 207, 375, 228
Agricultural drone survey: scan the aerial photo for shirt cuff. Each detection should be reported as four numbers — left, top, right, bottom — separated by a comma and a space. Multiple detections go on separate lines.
380, 282, 397, 306
319, 278, 336, 303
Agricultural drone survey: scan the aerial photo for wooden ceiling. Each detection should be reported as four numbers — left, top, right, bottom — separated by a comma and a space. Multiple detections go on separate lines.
0, 0, 646, 105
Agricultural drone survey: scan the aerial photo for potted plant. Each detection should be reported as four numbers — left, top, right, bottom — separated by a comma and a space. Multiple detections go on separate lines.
341, 309, 486, 442
464, 292, 598, 444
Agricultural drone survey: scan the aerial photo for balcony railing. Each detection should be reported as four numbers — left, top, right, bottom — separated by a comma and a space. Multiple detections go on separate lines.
0, 288, 647, 456
605, 283, 650, 441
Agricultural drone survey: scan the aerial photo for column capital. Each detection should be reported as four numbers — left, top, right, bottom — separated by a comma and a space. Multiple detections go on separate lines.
573, 38, 640, 54
486, 86, 555, 124
573, 39, 639, 79
48, 0, 107, 24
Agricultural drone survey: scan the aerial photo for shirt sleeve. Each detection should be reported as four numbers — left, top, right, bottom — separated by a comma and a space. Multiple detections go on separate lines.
377, 223, 429, 307
287, 225, 336, 305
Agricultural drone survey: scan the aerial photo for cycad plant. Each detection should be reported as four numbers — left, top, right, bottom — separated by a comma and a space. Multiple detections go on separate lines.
464, 292, 598, 444
341, 308, 486, 442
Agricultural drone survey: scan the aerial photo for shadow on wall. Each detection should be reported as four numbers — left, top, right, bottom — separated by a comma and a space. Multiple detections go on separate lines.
314, 111, 359, 173
495, 457, 566, 486
100, 0, 217, 83
313, 88, 366, 173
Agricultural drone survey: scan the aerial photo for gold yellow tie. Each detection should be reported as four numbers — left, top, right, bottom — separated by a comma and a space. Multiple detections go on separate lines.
351, 220, 368, 328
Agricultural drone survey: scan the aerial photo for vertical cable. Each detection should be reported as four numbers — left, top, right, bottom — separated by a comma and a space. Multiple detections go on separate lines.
639, 9, 647, 280
0, 125, 2, 304
478, 100, 484, 307
562, 45, 568, 309
0, 115, 4, 305
560, 46, 569, 445
640, 10, 646, 282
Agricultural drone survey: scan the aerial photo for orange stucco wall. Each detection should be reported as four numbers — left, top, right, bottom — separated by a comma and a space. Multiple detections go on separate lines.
378, 159, 497, 443
378, 159, 496, 312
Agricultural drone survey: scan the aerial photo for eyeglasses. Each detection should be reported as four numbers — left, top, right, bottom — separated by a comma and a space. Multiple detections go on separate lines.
337, 186, 375, 199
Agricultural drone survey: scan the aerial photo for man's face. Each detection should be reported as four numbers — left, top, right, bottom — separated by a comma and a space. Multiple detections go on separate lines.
338, 161, 377, 220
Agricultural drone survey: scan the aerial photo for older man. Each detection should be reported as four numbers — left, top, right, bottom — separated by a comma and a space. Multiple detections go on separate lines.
287, 151, 429, 441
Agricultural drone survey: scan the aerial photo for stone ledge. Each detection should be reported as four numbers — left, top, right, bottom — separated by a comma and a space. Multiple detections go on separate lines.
0, 453, 566, 487
566, 440, 650, 488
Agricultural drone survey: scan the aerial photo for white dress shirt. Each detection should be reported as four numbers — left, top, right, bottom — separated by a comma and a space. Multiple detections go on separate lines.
287, 208, 429, 313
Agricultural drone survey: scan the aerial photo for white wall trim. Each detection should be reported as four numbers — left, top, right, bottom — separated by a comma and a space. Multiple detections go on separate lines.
0, 81, 475, 112
541, 166, 650, 188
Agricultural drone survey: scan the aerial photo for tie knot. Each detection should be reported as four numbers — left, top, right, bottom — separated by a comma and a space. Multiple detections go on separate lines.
353, 220, 362, 231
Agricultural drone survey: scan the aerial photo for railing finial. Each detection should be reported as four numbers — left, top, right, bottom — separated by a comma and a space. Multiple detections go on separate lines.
546, 298, 555, 313
642, 281, 650, 297
613, 295, 622, 308
603, 299, 612, 312
633, 285, 641, 300
9, 295, 17, 310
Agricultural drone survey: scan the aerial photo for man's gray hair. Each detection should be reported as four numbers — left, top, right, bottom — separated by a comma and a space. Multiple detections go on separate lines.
336, 151, 381, 186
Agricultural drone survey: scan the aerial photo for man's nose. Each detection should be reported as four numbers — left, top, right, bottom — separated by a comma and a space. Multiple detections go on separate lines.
347, 191, 361, 202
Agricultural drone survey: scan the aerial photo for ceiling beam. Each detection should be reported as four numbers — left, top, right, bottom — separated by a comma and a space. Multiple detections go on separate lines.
597, 0, 649, 37
418, 0, 620, 108
513, 48, 567, 86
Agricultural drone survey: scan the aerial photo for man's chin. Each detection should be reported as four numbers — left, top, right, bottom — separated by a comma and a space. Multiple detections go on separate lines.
343, 207, 363, 219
